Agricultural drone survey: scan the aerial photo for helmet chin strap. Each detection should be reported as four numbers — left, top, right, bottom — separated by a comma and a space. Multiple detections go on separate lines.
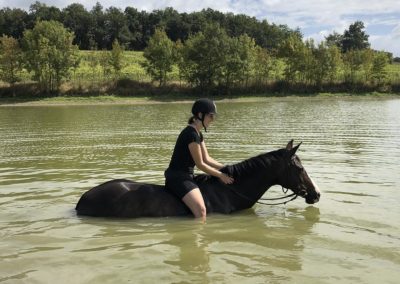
195, 114, 208, 132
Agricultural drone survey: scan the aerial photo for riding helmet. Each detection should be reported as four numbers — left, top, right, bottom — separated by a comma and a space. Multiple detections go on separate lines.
191, 98, 217, 116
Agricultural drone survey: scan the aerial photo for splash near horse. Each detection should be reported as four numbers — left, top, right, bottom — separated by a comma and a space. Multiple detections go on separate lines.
75, 140, 320, 218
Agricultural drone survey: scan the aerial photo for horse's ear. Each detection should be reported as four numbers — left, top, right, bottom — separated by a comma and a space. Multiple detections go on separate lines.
289, 142, 302, 156
286, 140, 294, 150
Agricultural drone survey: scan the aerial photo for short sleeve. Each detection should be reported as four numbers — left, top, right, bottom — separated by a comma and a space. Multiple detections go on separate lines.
188, 129, 202, 144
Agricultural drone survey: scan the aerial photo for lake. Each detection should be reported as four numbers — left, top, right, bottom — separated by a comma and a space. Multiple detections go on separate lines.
1, 97, 399, 283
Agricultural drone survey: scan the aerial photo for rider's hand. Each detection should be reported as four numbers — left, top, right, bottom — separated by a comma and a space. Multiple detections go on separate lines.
219, 173, 234, 184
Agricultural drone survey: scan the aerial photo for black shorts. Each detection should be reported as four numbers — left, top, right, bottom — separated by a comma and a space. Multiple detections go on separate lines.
164, 169, 198, 199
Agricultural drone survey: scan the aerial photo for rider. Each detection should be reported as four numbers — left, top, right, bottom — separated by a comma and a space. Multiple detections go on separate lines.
164, 98, 234, 222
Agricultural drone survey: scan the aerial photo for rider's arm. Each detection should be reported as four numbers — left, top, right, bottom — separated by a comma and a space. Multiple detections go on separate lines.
188, 142, 233, 184
200, 141, 224, 169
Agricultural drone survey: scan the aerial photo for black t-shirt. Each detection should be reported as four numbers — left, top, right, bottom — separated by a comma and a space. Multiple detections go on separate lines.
167, 126, 203, 174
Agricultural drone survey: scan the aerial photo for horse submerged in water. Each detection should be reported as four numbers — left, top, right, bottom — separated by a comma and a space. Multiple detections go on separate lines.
76, 140, 320, 218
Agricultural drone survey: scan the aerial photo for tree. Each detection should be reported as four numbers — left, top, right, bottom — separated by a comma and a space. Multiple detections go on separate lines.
0, 8, 31, 39
142, 28, 175, 86
104, 6, 131, 49
310, 41, 342, 86
62, 3, 94, 49
124, 7, 143, 50
371, 52, 389, 84
90, 2, 107, 49
221, 34, 257, 90
360, 48, 374, 81
325, 31, 343, 50
180, 23, 230, 93
342, 49, 364, 83
278, 33, 308, 83
109, 39, 124, 76
341, 21, 370, 53
253, 46, 275, 85
29, 1, 62, 22
0, 35, 22, 86
22, 20, 79, 93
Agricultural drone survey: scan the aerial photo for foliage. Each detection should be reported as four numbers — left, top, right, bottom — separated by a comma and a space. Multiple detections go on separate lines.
342, 21, 370, 52
142, 28, 175, 86
109, 39, 125, 75
0, 35, 23, 85
371, 52, 389, 84
0, 2, 299, 51
22, 20, 80, 92
179, 23, 231, 93
326, 21, 370, 54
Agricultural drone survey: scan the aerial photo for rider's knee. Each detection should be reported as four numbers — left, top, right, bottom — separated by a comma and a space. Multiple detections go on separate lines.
193, 204, 206, 219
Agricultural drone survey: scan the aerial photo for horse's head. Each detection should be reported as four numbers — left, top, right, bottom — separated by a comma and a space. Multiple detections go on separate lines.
278, 140, 320, 204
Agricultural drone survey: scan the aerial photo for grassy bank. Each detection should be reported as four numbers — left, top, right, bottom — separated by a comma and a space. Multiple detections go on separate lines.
1, 91, 399, 107
1, 50, 400, 100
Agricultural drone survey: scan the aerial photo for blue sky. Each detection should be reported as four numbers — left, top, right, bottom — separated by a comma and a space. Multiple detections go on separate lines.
2, 0, 399, 56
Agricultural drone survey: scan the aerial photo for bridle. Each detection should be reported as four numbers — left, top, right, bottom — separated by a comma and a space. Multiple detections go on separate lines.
228, 158, 309, 206
230, 185, 299, 206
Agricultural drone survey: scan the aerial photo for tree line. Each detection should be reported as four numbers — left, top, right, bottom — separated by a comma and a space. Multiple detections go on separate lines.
0, 2, 398, 95
142, 23, 394, 94
0, 1, 299, 51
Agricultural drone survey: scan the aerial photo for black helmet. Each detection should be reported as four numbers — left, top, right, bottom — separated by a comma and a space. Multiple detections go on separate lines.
191, 98, 217, 116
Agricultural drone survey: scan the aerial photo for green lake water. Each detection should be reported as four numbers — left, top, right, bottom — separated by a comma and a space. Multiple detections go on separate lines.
0, 97, 399, 283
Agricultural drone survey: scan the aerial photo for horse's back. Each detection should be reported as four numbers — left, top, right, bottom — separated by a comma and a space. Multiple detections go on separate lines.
75, 179, 190, 217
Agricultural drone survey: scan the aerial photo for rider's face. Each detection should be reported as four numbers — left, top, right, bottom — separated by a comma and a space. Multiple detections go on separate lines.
203, 113, 215, 127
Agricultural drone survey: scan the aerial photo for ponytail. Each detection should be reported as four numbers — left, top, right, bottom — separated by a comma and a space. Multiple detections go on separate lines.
188, 116, 196, 124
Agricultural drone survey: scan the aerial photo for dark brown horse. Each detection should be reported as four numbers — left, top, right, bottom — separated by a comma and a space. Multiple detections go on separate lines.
75, 140, 320, 218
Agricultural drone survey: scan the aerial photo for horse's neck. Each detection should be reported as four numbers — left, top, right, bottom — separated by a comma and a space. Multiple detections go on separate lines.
224, 152, 281, 200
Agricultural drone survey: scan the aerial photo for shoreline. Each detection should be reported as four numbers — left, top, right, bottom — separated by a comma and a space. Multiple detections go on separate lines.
0, 92, 399, 107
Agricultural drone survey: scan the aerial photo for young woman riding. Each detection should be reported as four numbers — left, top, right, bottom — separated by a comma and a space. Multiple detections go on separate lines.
164, 98, 234, 222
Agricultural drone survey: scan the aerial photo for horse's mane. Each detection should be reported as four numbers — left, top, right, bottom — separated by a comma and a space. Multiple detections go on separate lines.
224, 148, 286, 179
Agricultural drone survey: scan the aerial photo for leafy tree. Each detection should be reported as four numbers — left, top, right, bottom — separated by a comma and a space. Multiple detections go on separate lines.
342, 49, 364, 83
29, 1, 62, 22
371, 52, 389, 84
221, 34, 257, 89
310, 41, 341, 86
99, 50, 112, 77
278, 34, 308, 83
90, 2, 107, 49
22, 20, 79, 93
360, 49, 374, 81
124, 7, 143, 50
62, 3, 94, 50
325, 31, 343, 49
0, 35, 22, 86
341, 21, 370, 53
142, 28, 175, 86
253, 46, 275, 85
104, 7, 131, 48
326, 44, 342, 82
109, 39, 124, 76
180, 23, 230, 93
0, 8, 31, 39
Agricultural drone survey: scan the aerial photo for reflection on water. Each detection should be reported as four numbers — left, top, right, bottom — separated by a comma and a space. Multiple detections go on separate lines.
0, 98, 400, 283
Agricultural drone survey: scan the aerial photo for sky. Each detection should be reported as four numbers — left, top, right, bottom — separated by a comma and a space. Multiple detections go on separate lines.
2, 0, 399, 57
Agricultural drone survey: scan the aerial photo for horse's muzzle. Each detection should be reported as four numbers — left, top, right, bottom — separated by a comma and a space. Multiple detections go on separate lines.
305, 177, 321, 204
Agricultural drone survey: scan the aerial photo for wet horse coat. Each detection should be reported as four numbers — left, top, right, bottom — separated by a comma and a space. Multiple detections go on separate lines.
75, 141, 320, 218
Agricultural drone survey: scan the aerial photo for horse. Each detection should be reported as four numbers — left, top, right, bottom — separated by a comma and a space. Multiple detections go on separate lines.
75, 140, 320, 218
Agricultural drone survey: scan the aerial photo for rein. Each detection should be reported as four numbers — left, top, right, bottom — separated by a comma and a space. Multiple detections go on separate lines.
229, 186, 298, 206
225, 154, 301, 206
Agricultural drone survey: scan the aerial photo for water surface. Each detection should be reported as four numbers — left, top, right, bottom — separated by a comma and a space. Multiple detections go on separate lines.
1, 98, 399, 283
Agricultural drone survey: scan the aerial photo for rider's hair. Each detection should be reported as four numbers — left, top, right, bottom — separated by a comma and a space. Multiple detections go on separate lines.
188, 116, 196, 124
